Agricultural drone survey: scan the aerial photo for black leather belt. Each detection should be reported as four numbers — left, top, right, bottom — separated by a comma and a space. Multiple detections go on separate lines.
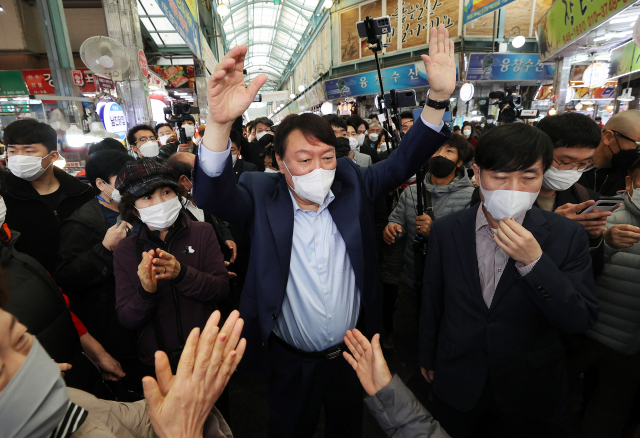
272, 334, 345, 360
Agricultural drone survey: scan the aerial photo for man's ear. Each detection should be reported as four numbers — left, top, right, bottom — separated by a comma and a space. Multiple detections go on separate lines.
178, 174, 192, 190
457, 160, 464, 168
626, 175, 633, 194
602, 130, 614, 146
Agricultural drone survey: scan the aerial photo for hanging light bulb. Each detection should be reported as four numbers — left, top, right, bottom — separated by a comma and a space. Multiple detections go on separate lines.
298, 84, 305, 92
217, 1, 229, 16
511, 35, 525, 48
323, 0, 333, 8
65, 124, 88, 148
53, 156, 67, 169
289, 93, 296, 99
548, 108, 557, 116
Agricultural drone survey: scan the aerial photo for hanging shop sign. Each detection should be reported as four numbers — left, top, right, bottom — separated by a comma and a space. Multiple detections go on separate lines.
464, 0, 518, 24
582, 63, 610, 88
324, 62, 448, 100
199, 29, 217, 75
72, 70, 84, 86
138, 50, 149, 78
95, 75, 115, 91
567, 86, 616, 101
535, 84, 553, 100
609, 41, 640, 79
466, 53, 554, 81
0, 71, 29, 97
150, 65, 196, 88
155, 0, 201, 59
22, 69, 97, 95
536, 0, 635, 62
97, 101, 127, 140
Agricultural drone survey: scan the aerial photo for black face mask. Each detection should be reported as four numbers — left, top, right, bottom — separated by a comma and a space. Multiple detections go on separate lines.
611, 146, 640, 171
428, 156, 457, 178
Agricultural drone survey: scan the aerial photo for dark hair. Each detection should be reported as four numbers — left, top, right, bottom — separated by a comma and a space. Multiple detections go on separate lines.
229, 130, 243, 149
4, 119, 58, 152
247, 121, 255, 132
87, 138, 127, 159
462, 121, 471, 127
274, 114, 337, 159
167, 156, 193, 181
323, 115, 347, 131
400, 111, 414, 120
86, 151, 136, 195
453, 125, 461, 132
127, 124, 155, 146
155, 123, 173, 135
180, 115, 196, 125
475, 124, 554, 172
536, 113, 601, 149
368, 113, 379, 120
347, 115, 368, 131
441, 134, 472, 163
254, 117, 274, 129
595, 116, 602, 121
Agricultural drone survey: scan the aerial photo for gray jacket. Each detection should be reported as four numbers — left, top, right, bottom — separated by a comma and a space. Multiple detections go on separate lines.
388, 168, 475, 286
587, 194, 640, 356
365, 375, 451, 438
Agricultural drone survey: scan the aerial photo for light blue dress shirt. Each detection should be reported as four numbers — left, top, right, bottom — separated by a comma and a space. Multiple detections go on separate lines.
198, 115, 443, 352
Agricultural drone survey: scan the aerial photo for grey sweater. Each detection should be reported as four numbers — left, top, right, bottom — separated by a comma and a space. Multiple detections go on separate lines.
587, 194, 640, 356
388, 169, 475, 287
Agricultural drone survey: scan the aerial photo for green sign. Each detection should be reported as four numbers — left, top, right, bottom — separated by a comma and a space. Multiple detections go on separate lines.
0, 71, 29, 97
610, 41, 640, 79
536, 0, 635, 61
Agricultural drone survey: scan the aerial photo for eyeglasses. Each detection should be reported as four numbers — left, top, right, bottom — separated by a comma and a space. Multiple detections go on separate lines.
553, 158, 595, 172
136, 136, 157, 144
402, 120, 414, 127
612, 131, 640, 148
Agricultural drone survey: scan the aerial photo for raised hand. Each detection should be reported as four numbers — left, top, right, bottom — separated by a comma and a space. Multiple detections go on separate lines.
421, 24, 457, 101
138, 249, 157, 293
343, 330, 392, 397
207, 45, 267, 126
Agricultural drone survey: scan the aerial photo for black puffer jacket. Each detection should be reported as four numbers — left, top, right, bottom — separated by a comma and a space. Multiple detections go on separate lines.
1, 230, 97, 390
55, 198, 137, 363
1, 167, 93, 274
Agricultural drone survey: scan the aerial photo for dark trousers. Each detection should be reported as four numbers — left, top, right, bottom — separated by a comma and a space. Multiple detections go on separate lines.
267, 336, 364, 438
393, 280, 419, 369
564, 334, 640, 438
432, 377, 560, 438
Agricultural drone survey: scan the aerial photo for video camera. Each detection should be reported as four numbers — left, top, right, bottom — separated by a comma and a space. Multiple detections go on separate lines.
164, 102, 195, 145
488, 86, 522, 123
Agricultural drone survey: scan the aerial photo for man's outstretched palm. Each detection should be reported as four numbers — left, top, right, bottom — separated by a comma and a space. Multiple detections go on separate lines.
207, 45, 268, 125
421, 24, 457, 100
343, 330, 393, 397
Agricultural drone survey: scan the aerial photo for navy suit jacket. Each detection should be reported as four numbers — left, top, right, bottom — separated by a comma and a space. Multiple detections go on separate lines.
420, 205, 599, 419
193, 117, 450, 366
232, 158, 257, 183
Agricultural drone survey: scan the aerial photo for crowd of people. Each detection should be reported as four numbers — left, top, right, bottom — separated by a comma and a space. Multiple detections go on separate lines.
1, 26, 640, 438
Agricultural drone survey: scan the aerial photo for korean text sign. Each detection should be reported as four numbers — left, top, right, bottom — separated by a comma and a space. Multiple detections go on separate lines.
609, 41, 640, 79
324, 62, 452, 99
536, 0, 634, 61
466, 54, 554, 81
463, 0, 518, 24
155, 0, 201, 59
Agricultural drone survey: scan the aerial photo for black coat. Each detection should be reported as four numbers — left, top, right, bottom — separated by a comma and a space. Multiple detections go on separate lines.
578, 166, 628, 197
1, 167, 93, 274
54, 198, 137, 363
361, 139, 380, 163
241, 139, 267, 172
2, 231, 97, 391
157, 141, 197, 161
420, 206, 599, 419
233, 158, 257, 183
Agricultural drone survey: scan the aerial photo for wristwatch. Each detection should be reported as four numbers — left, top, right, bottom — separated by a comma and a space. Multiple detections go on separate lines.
425, 91, 450, 110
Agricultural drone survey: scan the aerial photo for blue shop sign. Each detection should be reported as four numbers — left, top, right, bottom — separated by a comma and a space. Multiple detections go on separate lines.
156, 0, 201, 59
466, 53, 554, 81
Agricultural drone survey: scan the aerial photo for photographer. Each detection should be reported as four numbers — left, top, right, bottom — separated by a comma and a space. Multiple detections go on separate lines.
241, 117, 274, 171
158, 115, 198, 160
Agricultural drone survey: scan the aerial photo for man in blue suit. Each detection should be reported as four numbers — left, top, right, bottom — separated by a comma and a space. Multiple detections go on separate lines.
419, 123, 599, 437
192, 25, 457, 438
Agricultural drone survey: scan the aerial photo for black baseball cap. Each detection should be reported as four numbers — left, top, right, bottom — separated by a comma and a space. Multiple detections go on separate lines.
115, 158, 180, 197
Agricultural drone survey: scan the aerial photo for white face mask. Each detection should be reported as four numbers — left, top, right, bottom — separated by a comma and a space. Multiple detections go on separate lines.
378, 142, 388, 152
487, 119, 494, 125
158, 134, 172, 145
357, 133, 365, 147
369, 133, 379, 142
479, 171, 539, 221
8, 153, 53, 181
348, 137, 359, 151
137, 196, 182, 231
542, 166, 582, 191
463, 129, 472, 136
183, 124, 196, 139
139, 140, 159, 158
100, 180, 121, 203
232, 153, 238, 166
0, 198, 6, 227
480, 123, 485, 128
282, 160, 335, 205
248, 134, 254, 143
256, 131, 270, 142
0, 338, 70, 438
630, 182, 640, 210
265, 167, 279, 173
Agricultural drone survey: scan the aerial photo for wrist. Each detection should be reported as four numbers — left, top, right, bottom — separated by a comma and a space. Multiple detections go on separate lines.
428, 91, 450, 102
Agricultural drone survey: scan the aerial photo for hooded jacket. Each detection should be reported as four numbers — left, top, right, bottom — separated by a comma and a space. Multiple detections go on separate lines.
587, 193, 640, 355
1, 167, 94, 274
388, 168, 475, 287
114, 213, 229, 365
55, 198, 137, 363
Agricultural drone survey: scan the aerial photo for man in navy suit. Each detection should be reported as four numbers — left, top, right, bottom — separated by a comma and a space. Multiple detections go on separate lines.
419, 123, 599, 437
192, 25, 457, 438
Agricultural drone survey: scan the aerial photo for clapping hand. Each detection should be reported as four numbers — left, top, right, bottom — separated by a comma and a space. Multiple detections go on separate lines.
138, 249, 157, 293
143, 310, 246, 438
343, 330, 393, 397
153, 249, 181, 281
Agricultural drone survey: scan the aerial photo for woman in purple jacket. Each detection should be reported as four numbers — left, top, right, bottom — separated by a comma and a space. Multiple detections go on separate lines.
113, 158, 229, 372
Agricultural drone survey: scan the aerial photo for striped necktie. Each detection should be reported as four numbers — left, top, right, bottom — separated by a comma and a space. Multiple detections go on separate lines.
50, 402, 88, 438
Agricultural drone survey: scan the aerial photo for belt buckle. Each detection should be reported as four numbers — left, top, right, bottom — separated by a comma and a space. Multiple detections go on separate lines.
326, 348, 341, 360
